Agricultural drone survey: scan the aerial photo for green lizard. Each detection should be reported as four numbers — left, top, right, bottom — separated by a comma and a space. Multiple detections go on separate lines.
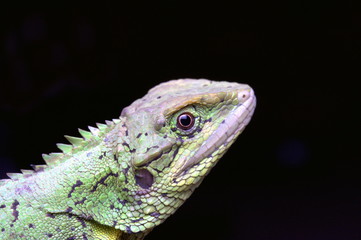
0, 79, 256, 240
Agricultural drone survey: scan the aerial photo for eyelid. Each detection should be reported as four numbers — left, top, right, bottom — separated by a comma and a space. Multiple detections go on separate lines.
164, 99, 203, 117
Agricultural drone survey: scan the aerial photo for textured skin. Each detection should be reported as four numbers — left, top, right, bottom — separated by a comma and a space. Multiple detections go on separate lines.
0, 79, 256, 240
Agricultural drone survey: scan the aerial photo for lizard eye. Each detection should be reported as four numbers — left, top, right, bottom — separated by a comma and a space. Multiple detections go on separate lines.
177, 112, 195, 130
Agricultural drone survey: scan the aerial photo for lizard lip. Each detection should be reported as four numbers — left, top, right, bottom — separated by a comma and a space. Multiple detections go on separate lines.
175, 87, 256, 176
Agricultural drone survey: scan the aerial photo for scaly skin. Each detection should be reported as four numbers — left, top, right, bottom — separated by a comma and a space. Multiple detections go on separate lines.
0, 79, 256, 239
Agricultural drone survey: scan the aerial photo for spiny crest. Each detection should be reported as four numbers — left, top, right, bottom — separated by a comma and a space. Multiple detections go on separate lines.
31, 164, 46, 172
64, 136, 84, 146
56, 143, 72, 153
2, 119, 118, 182
41, 120, 116, 167
21, 169, 34, 175
79, 128, 93, 139
96, 123, 107, 131
6, 173, 23, 180
4, 169, 35, 181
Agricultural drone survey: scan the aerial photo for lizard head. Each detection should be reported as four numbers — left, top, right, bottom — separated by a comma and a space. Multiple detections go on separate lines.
117, 79, 256, 233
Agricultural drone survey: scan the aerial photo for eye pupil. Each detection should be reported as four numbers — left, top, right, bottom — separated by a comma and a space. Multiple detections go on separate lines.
180, 115, 191, 126
177, 112, 195, 130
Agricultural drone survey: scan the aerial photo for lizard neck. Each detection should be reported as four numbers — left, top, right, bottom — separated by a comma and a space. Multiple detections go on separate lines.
25, 118, 137, 229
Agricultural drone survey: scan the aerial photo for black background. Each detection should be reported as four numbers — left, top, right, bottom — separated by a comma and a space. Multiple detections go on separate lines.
1, 2, 360, 240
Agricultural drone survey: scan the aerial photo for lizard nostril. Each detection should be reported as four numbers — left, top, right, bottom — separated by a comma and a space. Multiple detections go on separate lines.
135, 169, 154, 189
238, 89, 251, 102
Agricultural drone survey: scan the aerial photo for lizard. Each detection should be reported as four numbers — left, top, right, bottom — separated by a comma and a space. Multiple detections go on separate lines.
0, 78, 256, 240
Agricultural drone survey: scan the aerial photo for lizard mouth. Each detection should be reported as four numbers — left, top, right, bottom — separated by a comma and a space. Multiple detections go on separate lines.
175, 87, 256, 176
